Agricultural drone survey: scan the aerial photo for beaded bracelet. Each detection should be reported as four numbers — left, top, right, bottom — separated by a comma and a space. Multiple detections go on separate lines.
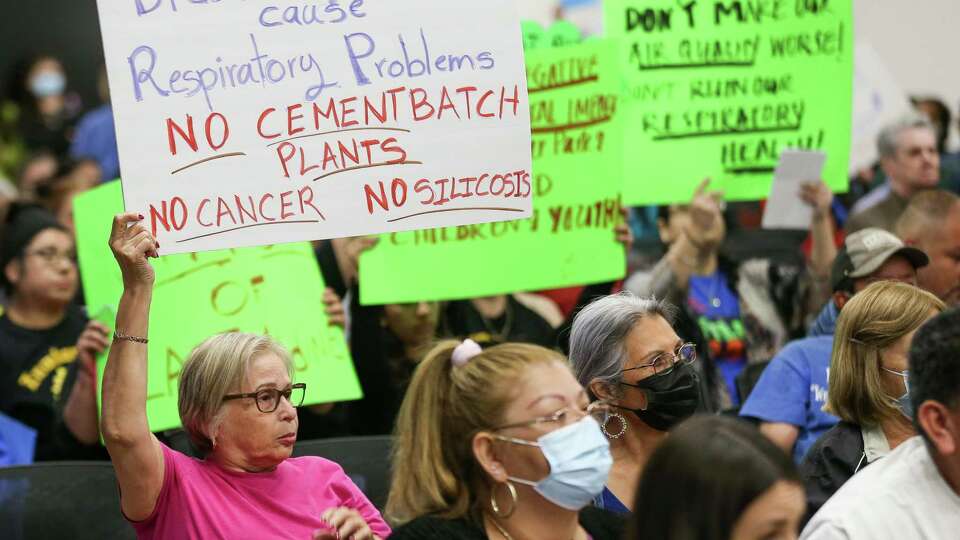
114, 330, 149, 344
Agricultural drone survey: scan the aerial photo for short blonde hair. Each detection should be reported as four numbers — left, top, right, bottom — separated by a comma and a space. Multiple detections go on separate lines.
178, 333, 292, 455
826, 281, 944, 426
386, 341, 566, 526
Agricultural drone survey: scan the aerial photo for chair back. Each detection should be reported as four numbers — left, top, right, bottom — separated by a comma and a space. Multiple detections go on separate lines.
0, 461, 134, 540
293, 436, 393, 508
736, 360, 772, 405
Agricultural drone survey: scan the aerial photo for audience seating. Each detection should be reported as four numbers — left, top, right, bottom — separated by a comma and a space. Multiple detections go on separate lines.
0, 461, 134, 540
736, 360, 772, 406
293, 435, 393, 509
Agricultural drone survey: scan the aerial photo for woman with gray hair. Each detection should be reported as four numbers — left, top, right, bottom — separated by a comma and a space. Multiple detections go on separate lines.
100, 213, 390, 540
569, 292, 704, 514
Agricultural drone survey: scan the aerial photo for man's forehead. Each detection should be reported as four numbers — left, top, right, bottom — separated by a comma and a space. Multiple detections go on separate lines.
896, 127, 936, 148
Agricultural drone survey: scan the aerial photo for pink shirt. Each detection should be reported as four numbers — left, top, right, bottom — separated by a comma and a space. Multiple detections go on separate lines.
129, 443, 391, 539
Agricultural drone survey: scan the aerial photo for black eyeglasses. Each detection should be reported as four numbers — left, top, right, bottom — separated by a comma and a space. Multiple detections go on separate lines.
620, 343, 697, 381
223, 383, 306, 413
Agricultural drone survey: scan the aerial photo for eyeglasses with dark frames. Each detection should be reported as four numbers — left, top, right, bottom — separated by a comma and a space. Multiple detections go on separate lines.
223, 383, 306, 413
619, 343, 697, 383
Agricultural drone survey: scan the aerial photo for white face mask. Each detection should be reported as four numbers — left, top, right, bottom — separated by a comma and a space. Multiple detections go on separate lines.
496, 416, 613, 511
29, 71, 66, 98
883, 367, 912, 419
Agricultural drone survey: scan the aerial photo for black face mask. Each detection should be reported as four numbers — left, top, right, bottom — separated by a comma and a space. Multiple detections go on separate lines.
621, 364, 701, 432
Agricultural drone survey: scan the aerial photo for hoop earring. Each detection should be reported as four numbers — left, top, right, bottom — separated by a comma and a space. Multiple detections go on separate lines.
490, 481, 518, 519
602, 411, 627, 439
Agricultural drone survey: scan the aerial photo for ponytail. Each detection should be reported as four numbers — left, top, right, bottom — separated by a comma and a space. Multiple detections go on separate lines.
386, 340, 564, 525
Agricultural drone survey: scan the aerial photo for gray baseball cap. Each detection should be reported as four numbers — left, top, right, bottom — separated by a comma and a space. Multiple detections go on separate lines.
830, 228, 929, 291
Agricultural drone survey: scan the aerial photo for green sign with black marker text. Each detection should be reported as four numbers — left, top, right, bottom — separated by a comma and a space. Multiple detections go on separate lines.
74, 182, 361, 433
606, 0, 853, 204
359, 40, 626, 305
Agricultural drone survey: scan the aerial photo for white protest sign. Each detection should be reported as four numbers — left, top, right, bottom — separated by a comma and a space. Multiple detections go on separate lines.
762, 150, 826, 230
96, 1, 533, 255
850, 41, 912, 174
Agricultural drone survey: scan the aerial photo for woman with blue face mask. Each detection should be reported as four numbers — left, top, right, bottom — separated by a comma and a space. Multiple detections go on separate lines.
800, 281, 944, 522
387, 340, 624, 539
10, 55, 82, 159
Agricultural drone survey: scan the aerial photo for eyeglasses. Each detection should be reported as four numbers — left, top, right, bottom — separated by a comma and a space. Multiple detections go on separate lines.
24, 248, 77, 267
223, 383, 306, 413
620, 343, 697, 381
492, 401, 612, 432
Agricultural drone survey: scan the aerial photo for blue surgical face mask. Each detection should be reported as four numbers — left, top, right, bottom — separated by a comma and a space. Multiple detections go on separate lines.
496, 416, 612, 511
883, 367, 912, 419
29, 71, 66, 98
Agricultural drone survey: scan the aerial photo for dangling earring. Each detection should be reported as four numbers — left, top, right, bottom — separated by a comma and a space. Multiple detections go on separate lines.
601, 410, 627, 439
490, 481, 518, 519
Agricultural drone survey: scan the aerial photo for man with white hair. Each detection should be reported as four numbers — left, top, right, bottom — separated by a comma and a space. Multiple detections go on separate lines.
846, 113, 940, 234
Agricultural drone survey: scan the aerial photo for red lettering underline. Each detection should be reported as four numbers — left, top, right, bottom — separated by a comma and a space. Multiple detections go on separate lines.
171, 152, 247, 175
528, 75, 599, 93
176, 220, 322, 243
531, 116, 613, 134
266, 127, 412, 148
387, 207, 526, 223
313, 161, 423, 182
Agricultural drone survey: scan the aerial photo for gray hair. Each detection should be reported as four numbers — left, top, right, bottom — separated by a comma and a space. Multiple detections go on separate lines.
178, 333, 292, 455
877, 112, 935, 159
569, 292, 677, 398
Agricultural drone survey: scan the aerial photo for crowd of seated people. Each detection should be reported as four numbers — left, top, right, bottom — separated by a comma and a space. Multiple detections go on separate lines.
1, 45, 960, 540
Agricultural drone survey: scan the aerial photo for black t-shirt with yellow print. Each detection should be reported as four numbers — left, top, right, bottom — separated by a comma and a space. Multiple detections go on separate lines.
0, 304, 90, 460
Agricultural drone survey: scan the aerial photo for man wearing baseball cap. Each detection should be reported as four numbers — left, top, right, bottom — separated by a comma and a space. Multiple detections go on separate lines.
741, 228, 929, 462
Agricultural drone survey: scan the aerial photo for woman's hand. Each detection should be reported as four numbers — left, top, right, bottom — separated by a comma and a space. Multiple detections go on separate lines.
343, 236, 379, 273
684, 178, 725, 252
77, 320, 111, 369
323, 288, 346, 328
313, 507, 381, 540
799, 180, 834, 219
109, 213, 158, 290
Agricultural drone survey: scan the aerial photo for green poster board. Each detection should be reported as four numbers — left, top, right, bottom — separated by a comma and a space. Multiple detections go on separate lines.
74, 182, 361, 433
606, 0, 853, 204
359, 40, 626, 305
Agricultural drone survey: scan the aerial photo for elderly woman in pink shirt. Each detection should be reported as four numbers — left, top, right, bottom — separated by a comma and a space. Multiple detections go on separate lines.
99, 213, 390, 540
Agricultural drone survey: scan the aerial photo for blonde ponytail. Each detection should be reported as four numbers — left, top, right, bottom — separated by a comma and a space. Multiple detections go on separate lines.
386, 340, 564, 525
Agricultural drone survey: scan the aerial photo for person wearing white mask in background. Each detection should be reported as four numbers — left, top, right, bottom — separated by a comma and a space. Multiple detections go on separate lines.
13, 55, 82, 159
386, 340, 624, 539
799, 281, 944, 521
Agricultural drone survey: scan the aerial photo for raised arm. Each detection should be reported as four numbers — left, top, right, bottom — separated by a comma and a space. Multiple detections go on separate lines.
99, 212, 163, 522
802, 181, 838, 281
801, 180, 838, 315
626, 179, 724, 300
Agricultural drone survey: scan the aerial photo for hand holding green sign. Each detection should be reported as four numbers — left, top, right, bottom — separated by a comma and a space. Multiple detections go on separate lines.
74, 182, 360, 432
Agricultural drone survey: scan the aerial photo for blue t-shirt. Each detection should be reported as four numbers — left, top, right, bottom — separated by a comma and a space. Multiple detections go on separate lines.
688, 271, 746, 405
739, 335, 838, 463
70, 104, 120, 181
0, 412, 36, 466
